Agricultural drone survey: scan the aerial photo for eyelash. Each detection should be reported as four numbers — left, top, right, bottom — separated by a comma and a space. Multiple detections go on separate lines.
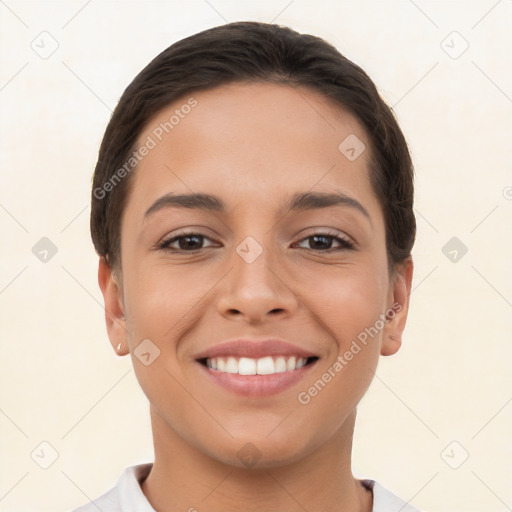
156, 231, 355, 253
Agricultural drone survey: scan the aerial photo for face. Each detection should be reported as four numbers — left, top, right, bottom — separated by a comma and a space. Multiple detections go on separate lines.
99, 82, 413, 468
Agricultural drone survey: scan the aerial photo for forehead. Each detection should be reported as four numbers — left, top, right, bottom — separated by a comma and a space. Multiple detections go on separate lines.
127, 81, 377, 215
139, 81, 368, 154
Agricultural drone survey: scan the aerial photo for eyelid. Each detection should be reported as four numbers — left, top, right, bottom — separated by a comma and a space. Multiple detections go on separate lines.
156, 230, 218, 251
156, 228, 356, 253
294, 230, 355, 251
294, 225, 355, 241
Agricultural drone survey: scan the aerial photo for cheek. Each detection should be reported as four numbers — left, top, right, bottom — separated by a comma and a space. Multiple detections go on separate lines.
292, 269, 386, 442
123, 260, 213, 341
295, 261, 387, 404
304, 261, 389, 347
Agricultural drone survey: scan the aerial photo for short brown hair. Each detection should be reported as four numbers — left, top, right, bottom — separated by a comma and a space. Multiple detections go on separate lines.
90, 21, 416, 274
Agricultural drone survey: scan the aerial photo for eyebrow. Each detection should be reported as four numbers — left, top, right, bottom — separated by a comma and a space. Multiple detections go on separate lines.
143, 190, 371, 223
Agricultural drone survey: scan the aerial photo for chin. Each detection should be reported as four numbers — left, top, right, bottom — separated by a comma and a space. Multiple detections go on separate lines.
204, 432, 319, 471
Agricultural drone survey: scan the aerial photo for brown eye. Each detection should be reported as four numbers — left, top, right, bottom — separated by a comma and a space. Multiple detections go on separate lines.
295, 233, 354, 252
158, 233, 217, 252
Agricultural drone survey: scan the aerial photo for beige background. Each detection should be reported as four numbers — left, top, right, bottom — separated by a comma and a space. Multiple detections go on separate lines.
1, 1, 511, 511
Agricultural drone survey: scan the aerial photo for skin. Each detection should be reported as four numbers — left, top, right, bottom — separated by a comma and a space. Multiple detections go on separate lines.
98, 82, 413, 512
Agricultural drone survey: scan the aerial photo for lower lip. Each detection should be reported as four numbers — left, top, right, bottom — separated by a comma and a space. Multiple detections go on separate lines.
197, 360, 318, 397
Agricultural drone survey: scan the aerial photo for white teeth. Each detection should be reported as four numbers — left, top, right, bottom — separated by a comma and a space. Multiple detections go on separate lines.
226, 357, 238, 374
286, 356, 296, 371
205, 356, 310, 375
257, 356, 275, 375
238, 357, 257, 375
275, 356, 287, 373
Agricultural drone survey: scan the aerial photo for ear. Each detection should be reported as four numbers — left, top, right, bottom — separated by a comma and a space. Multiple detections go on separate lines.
97, 257, 129, 356
380, 256, 414, 356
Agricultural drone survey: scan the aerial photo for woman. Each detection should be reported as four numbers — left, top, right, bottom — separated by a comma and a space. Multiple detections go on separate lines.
75, 21, 418, 512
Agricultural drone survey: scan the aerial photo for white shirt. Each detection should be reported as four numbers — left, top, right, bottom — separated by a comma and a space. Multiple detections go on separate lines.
72, 463, 420, 512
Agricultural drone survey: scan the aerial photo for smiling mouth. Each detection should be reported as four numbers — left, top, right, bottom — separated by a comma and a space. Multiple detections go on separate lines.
198, 355, 319, 375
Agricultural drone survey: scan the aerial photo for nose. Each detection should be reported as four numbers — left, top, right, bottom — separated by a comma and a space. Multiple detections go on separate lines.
217, 238, 299, 324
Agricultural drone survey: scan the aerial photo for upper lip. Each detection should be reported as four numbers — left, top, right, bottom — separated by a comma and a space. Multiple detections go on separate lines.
194, 339, 318, 360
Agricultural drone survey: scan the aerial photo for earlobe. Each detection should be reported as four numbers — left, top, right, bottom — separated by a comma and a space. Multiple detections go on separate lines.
381, 257, 414, 357
97, 257, 129, 355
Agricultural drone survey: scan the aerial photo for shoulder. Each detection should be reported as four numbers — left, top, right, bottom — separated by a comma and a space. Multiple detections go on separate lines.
362, 479, 422, 512
70, 463, 154, 512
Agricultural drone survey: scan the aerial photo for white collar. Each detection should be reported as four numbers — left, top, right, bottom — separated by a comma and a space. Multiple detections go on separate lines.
79, 463, 420, 512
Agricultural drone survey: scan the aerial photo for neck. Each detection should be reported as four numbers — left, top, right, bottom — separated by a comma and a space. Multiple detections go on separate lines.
141, 405, 372, 512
